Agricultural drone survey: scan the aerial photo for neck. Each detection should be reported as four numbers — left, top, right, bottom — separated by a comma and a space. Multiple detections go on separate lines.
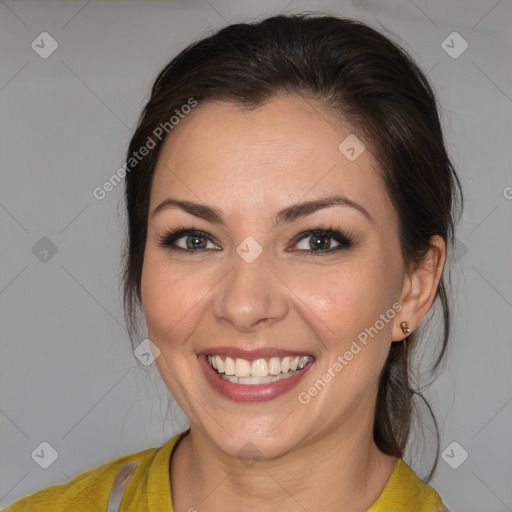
170, 416, 398, 512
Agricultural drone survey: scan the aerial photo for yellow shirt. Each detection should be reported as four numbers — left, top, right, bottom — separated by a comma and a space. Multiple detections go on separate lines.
3, 430, 448, 511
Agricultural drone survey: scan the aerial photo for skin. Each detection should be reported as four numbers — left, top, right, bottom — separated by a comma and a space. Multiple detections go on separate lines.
140, 96, 446, 512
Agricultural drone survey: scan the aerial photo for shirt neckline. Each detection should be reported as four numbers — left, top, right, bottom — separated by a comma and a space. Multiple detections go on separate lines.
146, 429, 190, 511
146, 430, 425, 512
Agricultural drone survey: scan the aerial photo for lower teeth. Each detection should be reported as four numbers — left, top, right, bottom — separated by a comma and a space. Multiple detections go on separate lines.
220, 370, 300, 385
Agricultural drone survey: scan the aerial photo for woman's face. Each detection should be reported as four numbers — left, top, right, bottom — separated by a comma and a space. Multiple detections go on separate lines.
141, 96, 409, 459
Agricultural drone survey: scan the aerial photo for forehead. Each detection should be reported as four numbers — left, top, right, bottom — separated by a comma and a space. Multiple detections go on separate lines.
150, 96, 396, 226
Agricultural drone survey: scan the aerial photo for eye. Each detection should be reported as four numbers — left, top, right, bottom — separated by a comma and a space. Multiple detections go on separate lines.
158, 228, 220, 252
289, 229, 353, 256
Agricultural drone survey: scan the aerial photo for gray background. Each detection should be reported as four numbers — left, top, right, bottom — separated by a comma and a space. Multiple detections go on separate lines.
1, 0, 511, 510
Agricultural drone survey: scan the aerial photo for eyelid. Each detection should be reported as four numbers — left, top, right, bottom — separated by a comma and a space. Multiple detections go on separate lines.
157, 227, 221, 250
290, 228, 352, 247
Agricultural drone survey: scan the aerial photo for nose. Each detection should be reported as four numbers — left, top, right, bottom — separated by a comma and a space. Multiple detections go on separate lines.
212, 251, 288, 333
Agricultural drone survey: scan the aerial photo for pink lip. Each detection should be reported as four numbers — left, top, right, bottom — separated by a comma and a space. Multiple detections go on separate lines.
200, 346, 314, 360
198, 353, 315, 402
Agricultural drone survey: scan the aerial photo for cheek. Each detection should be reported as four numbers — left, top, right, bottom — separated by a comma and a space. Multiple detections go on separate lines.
287, 255, 402, 382
295, 257, 398, 333
140, 250, 218, 350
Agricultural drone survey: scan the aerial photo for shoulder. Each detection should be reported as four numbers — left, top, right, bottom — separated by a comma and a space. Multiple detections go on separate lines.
1, 432, 185, 512
368, 459, 449, 512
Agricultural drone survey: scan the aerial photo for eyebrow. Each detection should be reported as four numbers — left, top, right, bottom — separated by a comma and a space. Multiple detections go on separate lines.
150, 195, 373, 227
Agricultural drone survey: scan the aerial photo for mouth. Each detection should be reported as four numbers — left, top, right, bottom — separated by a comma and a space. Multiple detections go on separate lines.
207, 354, 313, 384
198, 348, 315, 402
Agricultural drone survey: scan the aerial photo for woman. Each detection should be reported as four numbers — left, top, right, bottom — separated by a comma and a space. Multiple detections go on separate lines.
5, 13, 462, 512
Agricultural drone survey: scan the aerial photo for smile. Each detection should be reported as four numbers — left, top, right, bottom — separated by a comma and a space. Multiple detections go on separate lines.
207, 354, 313, 384
199, 349, 315, 402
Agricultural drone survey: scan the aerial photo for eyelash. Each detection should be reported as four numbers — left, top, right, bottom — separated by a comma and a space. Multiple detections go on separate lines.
157, 224, 355, 257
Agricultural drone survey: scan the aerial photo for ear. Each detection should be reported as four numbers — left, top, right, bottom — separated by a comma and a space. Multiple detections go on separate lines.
392, 235, 447, 341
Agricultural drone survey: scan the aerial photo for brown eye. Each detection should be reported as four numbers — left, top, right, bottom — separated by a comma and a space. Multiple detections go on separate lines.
308, 234, 334, 250
291, 229, 353, 255
184, 234, 208, 250
158, 229, 220, 252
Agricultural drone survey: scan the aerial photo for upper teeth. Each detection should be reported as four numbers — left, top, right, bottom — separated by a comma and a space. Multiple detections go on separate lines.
207, 355, 311, 378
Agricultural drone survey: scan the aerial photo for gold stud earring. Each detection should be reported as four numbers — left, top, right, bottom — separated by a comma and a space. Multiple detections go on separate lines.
400, 321, 411, 335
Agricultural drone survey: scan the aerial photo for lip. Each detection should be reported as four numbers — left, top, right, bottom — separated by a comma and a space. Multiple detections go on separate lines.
200, 346, 314, 360
198, 352, 315, 402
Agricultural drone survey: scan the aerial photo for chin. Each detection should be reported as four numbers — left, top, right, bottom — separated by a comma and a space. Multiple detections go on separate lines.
198, 412, 311, 462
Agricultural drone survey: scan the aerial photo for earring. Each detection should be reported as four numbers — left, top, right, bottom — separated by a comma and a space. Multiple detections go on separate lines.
402, 337, 409, 391
400, 322, 410, 391
400, 321, 411, 335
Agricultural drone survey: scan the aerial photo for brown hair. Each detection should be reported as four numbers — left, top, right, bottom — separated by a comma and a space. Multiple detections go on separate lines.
121, 13, 463, 480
